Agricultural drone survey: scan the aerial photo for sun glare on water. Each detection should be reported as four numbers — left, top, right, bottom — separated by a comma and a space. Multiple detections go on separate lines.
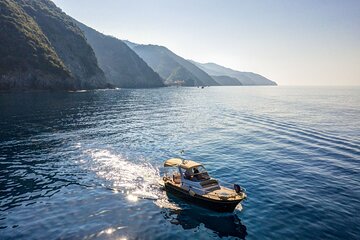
126, 194, 139, 202
80, 148, 182, 211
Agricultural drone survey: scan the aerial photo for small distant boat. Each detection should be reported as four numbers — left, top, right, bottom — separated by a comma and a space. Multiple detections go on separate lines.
162, 158, 247, 212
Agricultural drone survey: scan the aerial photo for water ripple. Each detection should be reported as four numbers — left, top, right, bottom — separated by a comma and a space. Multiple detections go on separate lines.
0, 87, 359, 239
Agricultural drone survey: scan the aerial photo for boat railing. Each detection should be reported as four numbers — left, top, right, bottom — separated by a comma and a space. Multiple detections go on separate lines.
216, 179, 247, 192
188, 174, 247, 193
185, 172, 246, 192
164, 171, 246, 195
182, 180, 245, 199
183, 184, 227, 198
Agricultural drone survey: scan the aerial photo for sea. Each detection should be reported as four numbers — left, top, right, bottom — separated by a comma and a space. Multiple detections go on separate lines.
0, 86, 359, 240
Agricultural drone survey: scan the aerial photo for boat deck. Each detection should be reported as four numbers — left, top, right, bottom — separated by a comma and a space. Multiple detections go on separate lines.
165, 179, 245, 201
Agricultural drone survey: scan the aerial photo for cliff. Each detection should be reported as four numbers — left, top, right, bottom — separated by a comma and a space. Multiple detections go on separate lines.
0, 0, 74, 90
77, 22, 164, 88
16, 0, 109, 89
124, 41, 219, 86
0, 0, 110, 91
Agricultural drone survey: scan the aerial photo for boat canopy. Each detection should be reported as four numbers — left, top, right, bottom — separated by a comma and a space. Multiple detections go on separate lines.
164, 158, 202, 169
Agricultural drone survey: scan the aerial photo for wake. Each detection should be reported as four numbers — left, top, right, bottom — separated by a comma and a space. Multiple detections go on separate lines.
82, 148, 180, 210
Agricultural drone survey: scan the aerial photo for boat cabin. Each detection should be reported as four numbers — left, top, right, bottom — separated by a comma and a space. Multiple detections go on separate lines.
164, 158, 221, 195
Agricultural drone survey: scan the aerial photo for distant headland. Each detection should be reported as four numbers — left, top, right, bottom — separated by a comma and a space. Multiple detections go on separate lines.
0, 0, 277, 91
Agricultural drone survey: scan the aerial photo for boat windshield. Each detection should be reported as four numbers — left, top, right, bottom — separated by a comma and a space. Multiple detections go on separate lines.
193, 166, 207, 174
182, 165, 210, 181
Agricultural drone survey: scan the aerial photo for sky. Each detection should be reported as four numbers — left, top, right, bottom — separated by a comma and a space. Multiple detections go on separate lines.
52, 0, 360, 86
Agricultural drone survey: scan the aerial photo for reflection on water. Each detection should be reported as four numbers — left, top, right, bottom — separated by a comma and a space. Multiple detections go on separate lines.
169, 210, 247, 239
82, 226, 128, 240
1, 87, 359, 239
163, 196, 247, 239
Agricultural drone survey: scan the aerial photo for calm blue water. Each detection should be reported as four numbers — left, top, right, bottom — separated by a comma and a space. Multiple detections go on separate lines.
0, 86, 359, 239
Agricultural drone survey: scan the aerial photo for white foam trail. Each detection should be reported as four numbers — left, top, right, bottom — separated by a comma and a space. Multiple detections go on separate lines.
235, 203, 243, 212
84, 149, 159, 199
83, 149, 180, 209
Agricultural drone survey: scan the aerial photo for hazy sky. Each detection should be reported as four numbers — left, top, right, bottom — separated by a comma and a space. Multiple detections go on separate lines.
52, 0, 360, 86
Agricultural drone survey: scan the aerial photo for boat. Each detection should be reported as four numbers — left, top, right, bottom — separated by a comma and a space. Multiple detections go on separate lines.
162, 158, 247, 212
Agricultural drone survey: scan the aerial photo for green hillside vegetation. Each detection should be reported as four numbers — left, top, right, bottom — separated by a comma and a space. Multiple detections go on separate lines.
77, 22, 164, 88
124, 41, 219, 86
0, 0, 74, 90
15, 0, 108, 89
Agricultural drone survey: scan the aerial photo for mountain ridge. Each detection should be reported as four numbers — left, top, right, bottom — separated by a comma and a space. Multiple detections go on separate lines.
16, 0, 109, 89
0, 0, 111, 90
124, 41, 219, 86
191, 61, 277, 86
0, 0, 277, 91
76, 22, 164, 88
